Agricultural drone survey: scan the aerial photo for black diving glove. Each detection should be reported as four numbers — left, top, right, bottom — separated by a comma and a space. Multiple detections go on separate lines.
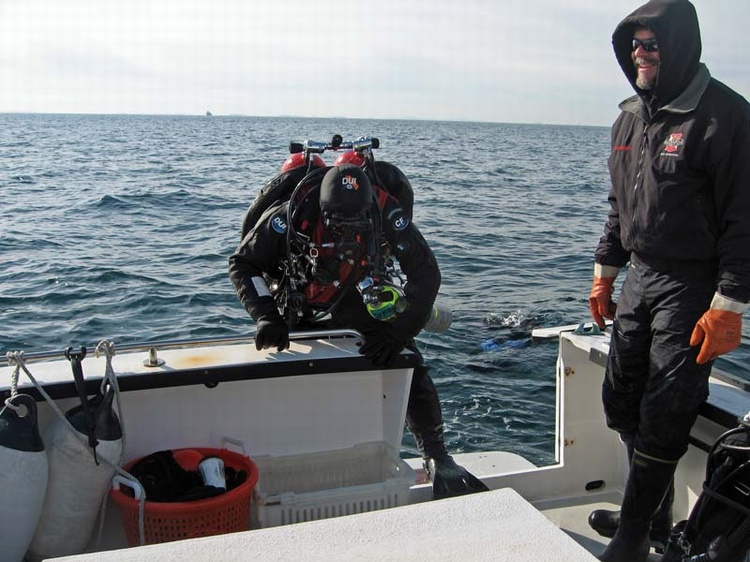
359, 329, 410, 367
426, 454, 489, 500
254, 315, 289, 352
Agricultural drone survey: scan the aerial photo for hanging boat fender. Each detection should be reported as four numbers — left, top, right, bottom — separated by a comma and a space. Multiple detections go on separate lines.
0, 394, 49, 562
27, 349, 124, 561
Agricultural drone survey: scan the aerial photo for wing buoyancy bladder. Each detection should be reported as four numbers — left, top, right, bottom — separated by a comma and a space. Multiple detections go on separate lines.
27, 386, 123, 561
0, 394, 49, 562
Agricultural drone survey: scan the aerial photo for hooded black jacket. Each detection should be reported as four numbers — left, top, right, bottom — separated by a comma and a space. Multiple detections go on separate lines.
595, 0, 750, 302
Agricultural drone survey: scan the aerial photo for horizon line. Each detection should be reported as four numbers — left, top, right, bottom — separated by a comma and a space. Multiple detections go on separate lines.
0, 111, 611, 129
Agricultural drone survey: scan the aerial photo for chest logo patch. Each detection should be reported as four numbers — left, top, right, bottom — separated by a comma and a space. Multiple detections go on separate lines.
663, 133, 684, 154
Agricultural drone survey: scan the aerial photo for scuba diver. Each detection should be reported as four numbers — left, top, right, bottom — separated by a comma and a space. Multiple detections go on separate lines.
228, 149, 488, 500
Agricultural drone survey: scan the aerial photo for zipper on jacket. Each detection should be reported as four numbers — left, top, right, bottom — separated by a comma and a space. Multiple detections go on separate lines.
631, 123, 649, 236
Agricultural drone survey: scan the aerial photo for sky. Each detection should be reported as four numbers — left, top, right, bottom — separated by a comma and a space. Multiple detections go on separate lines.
1, 0, 748, 127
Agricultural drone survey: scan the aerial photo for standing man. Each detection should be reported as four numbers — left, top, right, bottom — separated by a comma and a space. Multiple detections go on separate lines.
588, 1, 750, 561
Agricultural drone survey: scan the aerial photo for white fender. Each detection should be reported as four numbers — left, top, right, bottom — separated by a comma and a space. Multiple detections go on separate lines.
26, 419, 123, 561
0, 395, 49, 562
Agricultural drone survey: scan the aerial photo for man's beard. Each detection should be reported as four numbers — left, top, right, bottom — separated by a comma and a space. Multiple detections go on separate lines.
636, 75, 655, 90
634, 57, 659, 90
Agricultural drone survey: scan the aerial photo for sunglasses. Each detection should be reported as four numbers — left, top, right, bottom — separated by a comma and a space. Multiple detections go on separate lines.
632, 38, 659, 52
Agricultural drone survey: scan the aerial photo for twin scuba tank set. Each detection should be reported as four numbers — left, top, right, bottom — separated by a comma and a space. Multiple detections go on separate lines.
274, 135, 452, 334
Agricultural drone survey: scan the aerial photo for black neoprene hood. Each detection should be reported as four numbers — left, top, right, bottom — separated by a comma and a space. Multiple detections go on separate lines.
319, 163, 373, 221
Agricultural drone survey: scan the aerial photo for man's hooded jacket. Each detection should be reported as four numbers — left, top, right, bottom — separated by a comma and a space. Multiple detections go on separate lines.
595, 0, 750, 303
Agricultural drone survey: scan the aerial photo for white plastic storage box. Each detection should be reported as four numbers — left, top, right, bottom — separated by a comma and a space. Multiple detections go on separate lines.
251, 441, 415, 528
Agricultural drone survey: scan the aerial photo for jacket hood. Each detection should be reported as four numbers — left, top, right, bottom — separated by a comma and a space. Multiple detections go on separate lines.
612, 0, 702, 106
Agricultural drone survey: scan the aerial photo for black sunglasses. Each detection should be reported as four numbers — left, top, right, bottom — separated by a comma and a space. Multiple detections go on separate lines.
632, 38, 659, 52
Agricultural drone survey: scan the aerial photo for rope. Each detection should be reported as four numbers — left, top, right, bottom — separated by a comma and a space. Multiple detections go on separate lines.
6, 347, 147, 546
93, 339, 133, 547
4, 352, 25, 414
95, 340, 127, 457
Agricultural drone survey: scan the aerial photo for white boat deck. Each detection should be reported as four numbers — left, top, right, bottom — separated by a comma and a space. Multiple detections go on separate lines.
53, 488, 599, 562
42, 479, 679, 561
540, 492, 663, 561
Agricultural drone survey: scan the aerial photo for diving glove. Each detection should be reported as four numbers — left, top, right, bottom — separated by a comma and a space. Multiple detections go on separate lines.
690, 293, 746, 365
425, 454, 489, 500
254, 314, 290, 352
588, 264, 620, 329
359, 329, 410, 367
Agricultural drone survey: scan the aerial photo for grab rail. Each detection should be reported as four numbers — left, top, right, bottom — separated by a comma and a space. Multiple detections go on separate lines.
4, 329, 364, 366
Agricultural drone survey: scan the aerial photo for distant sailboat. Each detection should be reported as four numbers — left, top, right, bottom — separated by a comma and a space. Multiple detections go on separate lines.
205, 110, 213, 117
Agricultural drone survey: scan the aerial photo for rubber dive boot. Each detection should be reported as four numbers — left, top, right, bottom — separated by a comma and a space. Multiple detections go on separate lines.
589, 480, 673, 553
598, 451, 677, 562
405, 364, 447, 461
425, 454, 489, 500
589, 434, 672, 552
590, 436, 636, 542
406, 365, 488, 499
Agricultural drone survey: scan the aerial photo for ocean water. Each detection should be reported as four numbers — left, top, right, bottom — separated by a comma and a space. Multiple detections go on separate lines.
2, 113, 749, 466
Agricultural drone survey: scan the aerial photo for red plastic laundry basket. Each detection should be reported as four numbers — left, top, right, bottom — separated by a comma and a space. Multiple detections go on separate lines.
111, 447, 259, 546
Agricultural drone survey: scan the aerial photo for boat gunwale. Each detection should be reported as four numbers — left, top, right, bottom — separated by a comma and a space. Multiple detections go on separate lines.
1, 330, 418, 403
4, 329, 364, 364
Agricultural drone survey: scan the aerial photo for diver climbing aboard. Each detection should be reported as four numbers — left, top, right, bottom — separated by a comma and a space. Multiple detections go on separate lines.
228, 135, 486, 499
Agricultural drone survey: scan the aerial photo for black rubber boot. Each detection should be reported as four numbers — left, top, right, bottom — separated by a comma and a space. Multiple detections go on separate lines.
406, 365, 488, 499
598, 451, 677, 562
589, 480, 674, 553
590, 437, 634, 541
589, 435, 674, 553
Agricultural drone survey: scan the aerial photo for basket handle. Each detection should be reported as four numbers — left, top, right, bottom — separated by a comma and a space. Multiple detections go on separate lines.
221, 436, 247, 456
113, 474, 145, 500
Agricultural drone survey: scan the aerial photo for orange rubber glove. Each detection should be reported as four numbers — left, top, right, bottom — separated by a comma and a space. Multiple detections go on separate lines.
690, 293, 745, 365
589, 264, 620, 329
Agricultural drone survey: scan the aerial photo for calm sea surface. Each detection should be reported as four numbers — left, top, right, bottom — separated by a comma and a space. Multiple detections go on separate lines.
2, 113, 749, 466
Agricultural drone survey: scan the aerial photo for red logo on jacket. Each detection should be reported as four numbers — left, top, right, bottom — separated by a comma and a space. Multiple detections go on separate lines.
664, 133, 684, 154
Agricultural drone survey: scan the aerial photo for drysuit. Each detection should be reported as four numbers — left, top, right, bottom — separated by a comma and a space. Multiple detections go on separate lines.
597, 0, 750, 465
229, 165, 488, 498
591, 1, 750, 560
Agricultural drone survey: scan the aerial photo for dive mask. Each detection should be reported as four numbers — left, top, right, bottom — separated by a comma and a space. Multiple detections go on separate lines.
323, 212, 372, 256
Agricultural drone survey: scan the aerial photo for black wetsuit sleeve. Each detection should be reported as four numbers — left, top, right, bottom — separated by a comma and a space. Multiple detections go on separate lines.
383, 203, 441, 338
228, 203, 288, 321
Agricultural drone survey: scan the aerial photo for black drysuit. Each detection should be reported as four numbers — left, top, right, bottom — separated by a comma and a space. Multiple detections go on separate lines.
595, 0, 750, 462
228, 172, 449, 459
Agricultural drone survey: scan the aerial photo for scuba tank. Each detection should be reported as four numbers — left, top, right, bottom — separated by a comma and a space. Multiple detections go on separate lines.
27, 349, 124, 561
0, 394, 49, 562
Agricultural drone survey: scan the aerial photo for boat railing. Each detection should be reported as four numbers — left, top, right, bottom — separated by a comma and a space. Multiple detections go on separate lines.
711, 367, 750, 392
4, 329, 365, 366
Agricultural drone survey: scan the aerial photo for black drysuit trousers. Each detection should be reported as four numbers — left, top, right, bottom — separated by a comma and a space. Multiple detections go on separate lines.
602, 255, 716, 462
